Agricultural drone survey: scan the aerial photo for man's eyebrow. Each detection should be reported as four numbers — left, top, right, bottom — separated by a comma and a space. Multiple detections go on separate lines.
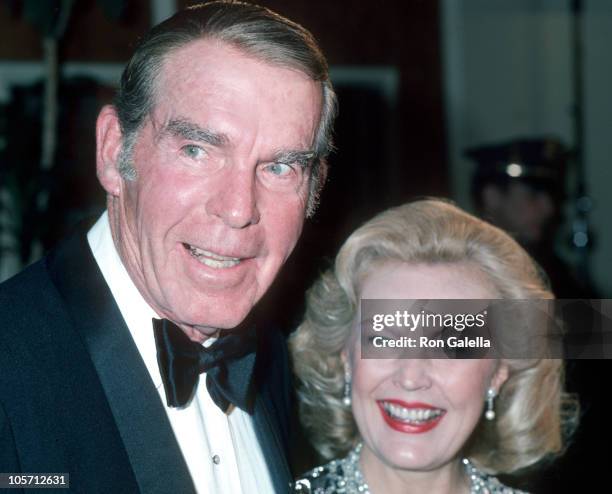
160, 118, 228, 147
274, 149, 316, 167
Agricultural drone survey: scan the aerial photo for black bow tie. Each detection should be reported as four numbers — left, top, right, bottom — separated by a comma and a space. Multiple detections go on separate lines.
153, 318, 257, 412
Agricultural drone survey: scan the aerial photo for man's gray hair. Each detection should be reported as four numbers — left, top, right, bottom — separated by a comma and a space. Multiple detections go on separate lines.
115, 1, 337, 216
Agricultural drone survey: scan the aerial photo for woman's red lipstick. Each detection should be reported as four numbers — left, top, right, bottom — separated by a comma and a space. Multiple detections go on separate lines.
377, 400, 445, 434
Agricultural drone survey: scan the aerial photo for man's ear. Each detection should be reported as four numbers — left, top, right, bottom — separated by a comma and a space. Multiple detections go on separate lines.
96, 105, 124, 197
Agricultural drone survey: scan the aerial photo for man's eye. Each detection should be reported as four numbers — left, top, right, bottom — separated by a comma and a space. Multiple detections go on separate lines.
265, 162, 293, 177
181, 144, 206, 160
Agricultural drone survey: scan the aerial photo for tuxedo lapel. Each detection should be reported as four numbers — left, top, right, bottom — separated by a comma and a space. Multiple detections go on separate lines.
47, 231, 196, 494
251, 327, 293, 493
253, 387, 293, 494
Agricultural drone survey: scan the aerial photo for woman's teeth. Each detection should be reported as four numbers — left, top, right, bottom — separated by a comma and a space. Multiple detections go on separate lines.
186, 244, 241, 268
381, 402, 444, 423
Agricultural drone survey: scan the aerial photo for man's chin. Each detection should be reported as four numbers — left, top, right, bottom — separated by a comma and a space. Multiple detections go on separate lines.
185, 310, 252, 332
180, 324, 218, 343
156, 304, 247, 340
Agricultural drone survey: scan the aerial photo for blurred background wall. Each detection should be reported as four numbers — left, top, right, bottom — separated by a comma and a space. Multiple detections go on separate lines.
0, 0, 447, 324
0, 1, 610, 491
0, 0, 609, 300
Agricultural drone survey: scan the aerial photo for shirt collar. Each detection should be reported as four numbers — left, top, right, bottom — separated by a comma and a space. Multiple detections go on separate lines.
87, 212, 164, 390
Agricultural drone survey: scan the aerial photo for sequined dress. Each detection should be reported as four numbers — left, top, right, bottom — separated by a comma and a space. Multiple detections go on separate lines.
293, 444, 528, 494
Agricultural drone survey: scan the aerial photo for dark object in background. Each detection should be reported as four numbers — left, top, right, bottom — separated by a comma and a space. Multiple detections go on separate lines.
466, 136, 595, 299
467, 137, 567, 253
45, 77, 111, 244
0, 76, 110, 267
468, 138, 568, 207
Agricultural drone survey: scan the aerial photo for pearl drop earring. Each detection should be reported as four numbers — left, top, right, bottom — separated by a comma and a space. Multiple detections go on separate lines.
485, 387, 497, 421
343, 367, 351, 406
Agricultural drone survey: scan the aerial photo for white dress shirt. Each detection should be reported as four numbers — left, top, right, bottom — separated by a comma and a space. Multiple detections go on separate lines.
87, 212, 275, 494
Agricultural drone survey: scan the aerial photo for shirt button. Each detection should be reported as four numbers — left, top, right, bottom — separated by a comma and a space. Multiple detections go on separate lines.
212, 454, 221, 465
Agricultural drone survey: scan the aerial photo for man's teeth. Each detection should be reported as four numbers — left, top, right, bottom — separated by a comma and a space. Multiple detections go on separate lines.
187, 244, 241, 268
381, 402, 444, 423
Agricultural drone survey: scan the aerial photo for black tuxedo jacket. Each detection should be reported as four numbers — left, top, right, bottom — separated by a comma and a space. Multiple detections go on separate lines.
0, 230, 292, 493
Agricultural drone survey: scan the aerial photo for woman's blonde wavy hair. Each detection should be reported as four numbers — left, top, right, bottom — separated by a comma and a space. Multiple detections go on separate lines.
289, 198, 577, 474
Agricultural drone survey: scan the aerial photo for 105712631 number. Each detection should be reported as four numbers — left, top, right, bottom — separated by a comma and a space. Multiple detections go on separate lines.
0, 473, 69, 489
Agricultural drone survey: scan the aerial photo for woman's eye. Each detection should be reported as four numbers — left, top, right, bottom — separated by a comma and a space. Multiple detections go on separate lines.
182, 144, 206, 160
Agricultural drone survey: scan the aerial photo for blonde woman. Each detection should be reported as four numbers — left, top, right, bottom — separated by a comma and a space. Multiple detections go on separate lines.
291, 199, 575, 494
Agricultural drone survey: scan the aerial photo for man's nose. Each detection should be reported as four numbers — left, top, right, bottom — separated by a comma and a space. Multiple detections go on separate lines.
392, 358, 433, 392
205, 167, 260, 228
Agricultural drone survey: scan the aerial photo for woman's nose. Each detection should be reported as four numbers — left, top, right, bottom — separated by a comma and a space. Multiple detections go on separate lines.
392, 359, 433, 392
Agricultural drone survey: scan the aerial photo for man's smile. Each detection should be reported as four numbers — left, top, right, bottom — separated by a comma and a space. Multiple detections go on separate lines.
183, 242, 243, 268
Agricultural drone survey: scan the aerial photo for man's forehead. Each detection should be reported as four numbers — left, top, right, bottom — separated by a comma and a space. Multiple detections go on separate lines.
154, 37, 321, 112
148, 38, 322, 153
159, 37, 314, 87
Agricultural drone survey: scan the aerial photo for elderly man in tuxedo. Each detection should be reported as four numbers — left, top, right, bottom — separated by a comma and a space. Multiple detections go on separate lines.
0, 2, 336, 493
